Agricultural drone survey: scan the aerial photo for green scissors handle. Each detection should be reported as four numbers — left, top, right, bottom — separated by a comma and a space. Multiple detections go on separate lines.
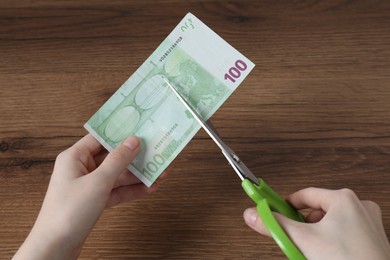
242, 178, 306, 260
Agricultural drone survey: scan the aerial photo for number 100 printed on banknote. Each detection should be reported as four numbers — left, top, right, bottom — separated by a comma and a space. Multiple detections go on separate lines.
84, 13, 254, 187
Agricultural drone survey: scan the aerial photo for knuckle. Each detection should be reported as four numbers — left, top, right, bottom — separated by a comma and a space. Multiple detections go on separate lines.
56, 149, 70, 161
56, 146, 82, 162
305, 187, 317, 193
339, 188, 357, 199
363, 200, 382, 216
337, 188, 359, 204
296, 187, 317, 199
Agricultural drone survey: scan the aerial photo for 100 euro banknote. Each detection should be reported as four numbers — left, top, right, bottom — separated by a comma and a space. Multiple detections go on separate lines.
84, 13, 254, 187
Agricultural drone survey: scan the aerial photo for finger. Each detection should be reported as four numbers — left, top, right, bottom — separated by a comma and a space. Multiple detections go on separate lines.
72, 134, 103, 156
244, 208, 269, 236
305, 210, 325, 223
286, 187, 335, 212
114, 170, 142, 188
60, 135, 103, 175
54, 135, 103, 178
243, 207, 303, 239
94, 136, 140, 183
106, 183, 158, 208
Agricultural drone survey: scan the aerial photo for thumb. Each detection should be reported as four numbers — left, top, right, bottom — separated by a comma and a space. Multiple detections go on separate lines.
94, 136, 140, 182
243, 207, 303, 239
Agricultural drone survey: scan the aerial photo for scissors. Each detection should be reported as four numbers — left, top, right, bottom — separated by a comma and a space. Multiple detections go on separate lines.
163, 77, 306, 260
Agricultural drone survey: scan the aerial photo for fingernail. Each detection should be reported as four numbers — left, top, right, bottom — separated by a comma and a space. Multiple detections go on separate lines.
123, 136, 140, 150
244, 208, 257, 227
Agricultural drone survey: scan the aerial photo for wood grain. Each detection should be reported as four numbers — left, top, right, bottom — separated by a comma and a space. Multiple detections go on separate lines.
1, 0, 389, 259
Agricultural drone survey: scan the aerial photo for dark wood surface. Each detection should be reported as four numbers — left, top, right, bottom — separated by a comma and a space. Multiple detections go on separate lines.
1, 1, 390, 259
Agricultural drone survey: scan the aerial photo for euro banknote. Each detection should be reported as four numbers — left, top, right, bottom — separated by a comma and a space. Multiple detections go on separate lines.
84, 13, 254, 187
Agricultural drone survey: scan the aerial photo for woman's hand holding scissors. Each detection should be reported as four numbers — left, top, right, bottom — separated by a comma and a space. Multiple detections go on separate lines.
244, 187, 390, 259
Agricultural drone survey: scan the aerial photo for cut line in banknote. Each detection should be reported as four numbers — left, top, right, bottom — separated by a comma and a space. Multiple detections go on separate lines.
84, 12, 254, 187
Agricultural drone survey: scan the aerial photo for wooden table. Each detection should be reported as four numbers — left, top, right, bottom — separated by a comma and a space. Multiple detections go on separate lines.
1, 1, 389, 259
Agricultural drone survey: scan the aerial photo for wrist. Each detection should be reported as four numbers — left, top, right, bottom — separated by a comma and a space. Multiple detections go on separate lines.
14, 224, 82, 260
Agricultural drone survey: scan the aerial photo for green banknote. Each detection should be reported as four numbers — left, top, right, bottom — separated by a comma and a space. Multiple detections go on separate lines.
84, 13, 254, 186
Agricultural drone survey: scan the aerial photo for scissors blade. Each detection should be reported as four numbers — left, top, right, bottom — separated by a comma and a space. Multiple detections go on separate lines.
163, 77, 259, 185
162, 77, 224, 150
